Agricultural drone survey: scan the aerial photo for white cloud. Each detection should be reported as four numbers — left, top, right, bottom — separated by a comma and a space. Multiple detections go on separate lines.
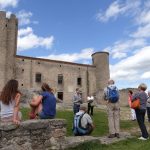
141, 71, 150, 79
102, 38, 146, 59
131, 24, 150, 38
130, 3, 150, 38
112, 52, 127, 59
18, 27, 33, 36
17, 27, 54, 51
0, 0, 19, 9
96, 0, 141, 22
39, 48, 94, 63
135, 6, 150, 25
17, 10, 38, 26
110, 46, 150, 81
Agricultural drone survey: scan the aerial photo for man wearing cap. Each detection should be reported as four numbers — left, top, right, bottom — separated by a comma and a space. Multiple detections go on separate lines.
73, 103, 94, 136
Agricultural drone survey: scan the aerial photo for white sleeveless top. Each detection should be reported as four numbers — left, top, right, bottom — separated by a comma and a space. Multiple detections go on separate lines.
0, 100, 15, 118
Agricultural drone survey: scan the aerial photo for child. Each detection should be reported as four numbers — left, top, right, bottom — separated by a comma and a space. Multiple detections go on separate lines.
0, 79, 21, 125
128, 90, 136, 121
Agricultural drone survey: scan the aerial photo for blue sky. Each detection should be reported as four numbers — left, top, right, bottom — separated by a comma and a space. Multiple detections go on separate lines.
1, 0, 150, 89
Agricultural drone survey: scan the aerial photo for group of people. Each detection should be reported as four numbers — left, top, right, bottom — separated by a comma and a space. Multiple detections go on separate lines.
104, 79, 150, 140
0, 79, 56, 125
1, 79, 150, 140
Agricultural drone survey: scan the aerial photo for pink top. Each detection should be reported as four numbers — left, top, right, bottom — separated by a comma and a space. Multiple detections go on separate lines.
128, 94, 132, 108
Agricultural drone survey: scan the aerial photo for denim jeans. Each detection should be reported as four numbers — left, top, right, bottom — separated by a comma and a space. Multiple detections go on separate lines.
147, 107, 150, 122
135, 109, 149, 138
39, 111, 55, 119
73, 104, 80, 114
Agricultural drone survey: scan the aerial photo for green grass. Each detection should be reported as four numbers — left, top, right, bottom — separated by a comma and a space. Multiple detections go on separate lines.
21, 107, 138, 136
56, 109, 109, 136
67, 138, 150, 150
21, 107, 147, 149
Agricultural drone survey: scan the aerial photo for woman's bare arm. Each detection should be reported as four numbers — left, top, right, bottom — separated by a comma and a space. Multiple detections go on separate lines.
13, 93, 21, 124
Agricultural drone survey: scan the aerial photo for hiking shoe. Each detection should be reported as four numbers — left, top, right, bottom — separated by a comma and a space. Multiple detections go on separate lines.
115, 133, 120, 138
108, 134, 115, 138
138, 137, 148, 140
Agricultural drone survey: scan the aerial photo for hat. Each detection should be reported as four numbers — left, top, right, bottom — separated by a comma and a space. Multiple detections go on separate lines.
80, 103, 88, 110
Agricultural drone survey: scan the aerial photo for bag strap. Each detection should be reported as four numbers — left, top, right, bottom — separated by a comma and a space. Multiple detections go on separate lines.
78, 112, 86, 129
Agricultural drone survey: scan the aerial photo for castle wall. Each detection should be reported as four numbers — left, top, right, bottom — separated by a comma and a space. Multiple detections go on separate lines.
0, 11, 110, 105
0, 11, 17, 90
92, 52, 110, 90
15, 56, 96, 104
0, 119, 66, 150
0, 12, 8, 89
5, 14, 18, 81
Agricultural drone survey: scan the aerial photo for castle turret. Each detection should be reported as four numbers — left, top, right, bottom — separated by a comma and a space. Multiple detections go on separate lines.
0, 11, 18, 90
92, 52, 110, 90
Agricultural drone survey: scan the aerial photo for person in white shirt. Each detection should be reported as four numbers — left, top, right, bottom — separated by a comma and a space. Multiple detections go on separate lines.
87, 95, 95, 116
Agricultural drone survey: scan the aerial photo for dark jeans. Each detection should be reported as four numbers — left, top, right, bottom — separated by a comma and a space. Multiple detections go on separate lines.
88, 103, 94, 116
147, 107, 150, 122
73, 104, 80, 114
39, 111, 55, 119
135, 109, 149, 138
75, 124, 93, 136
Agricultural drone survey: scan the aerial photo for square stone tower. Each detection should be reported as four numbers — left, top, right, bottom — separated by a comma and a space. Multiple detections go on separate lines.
0, 11, 18, 90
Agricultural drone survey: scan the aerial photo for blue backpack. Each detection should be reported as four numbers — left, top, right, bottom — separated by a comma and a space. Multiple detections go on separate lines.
107, 87, 119, 103
73, 113, 88, 136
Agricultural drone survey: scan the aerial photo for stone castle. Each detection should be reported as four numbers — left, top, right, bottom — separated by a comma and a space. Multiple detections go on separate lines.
0, 11, 110, 104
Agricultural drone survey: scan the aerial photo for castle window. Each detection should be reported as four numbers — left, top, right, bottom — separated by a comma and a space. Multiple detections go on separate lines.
21, 84, 24, 86
60, 65, 61, 67
5, 24, 7, 27
77, 77, 82, 86
57, 92, 63, 101
22, 59, 24, 61
38, 62, 40, 64
22, 69, 24, 72
35, 73, 41, 82
58, 74, 63, 84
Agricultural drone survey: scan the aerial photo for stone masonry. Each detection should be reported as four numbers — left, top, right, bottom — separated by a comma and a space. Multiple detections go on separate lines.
0, 119, 67, 150
0, 11, 110, 104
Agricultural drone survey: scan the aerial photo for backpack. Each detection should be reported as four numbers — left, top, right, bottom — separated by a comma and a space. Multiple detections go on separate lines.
73, 113, 88, 136
107, 87, 119, 103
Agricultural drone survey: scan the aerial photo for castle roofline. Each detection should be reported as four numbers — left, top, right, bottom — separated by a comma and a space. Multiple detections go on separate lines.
16, 55, 96, 68
91, 51, 109, 57
0, 11, 16, 19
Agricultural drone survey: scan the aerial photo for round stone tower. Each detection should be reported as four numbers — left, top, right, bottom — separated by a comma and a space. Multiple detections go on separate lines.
92, 52, 110, 90
0, 11, 18, 89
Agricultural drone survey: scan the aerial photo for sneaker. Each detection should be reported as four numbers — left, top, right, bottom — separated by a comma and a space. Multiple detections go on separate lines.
115, 133, 120, 138
138, 137, 148, 140
108, 134, 115, 138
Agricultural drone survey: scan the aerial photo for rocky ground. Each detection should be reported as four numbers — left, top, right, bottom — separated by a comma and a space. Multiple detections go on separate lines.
61, 132, 133, 149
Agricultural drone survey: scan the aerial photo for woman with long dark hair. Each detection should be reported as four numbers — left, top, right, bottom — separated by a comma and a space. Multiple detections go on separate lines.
30, 83, 56, 119
0, 79, 21, 124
